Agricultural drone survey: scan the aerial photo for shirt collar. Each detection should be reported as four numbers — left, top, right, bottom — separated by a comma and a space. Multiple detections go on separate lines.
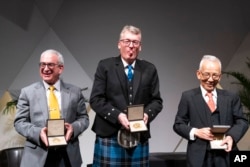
121, 57, 136, 68
200, 85, 217, 98
43, 80, 61, 91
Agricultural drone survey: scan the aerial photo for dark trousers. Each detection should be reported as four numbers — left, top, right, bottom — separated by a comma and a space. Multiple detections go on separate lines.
202, 149, 229, 167
44, 147, 71, 167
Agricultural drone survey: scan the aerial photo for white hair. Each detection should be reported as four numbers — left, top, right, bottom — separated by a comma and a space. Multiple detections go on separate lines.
40, 49, 64, 65
199, 55, 222, 70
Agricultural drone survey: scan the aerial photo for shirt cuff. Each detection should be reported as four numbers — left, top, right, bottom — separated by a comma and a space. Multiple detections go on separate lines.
189, 128, 197, 140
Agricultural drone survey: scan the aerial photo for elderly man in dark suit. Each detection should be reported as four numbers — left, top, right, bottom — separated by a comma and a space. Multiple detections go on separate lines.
90, 25, 163, 166
14, 49, 89, 167
173, 55, 248, 167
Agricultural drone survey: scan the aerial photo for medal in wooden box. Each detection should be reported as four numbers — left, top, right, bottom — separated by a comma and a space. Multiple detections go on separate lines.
210, 125, 230, 149
127, 104, 148, 132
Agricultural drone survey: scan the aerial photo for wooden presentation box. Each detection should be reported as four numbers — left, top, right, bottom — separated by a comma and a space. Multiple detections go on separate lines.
127, 104, 148, 132
210, 125, 230, 149
47, 119, 67, 147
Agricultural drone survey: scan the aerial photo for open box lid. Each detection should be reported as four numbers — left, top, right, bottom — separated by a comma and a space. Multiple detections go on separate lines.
211, 125, 230, 134
127, 104, 147, 132
127, 104, 144, 121
47, 119, 65, 137
47, 119, 67, 147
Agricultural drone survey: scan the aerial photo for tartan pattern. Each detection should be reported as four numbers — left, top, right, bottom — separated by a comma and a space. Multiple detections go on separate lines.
92, 135, 149, 167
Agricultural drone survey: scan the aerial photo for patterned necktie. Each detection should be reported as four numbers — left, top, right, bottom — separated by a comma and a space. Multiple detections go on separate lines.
127, 65, 133, 81
206, 92, 216, 112
49, 86, 60, 119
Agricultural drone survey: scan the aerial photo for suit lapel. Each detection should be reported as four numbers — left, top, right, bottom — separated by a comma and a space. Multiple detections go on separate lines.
193, 88, 211, 127
133, 61, 141, 99
60, 81, 71, 119
115, 57, 129, 103
217, 89, 228, 124
35, 82, 49, 120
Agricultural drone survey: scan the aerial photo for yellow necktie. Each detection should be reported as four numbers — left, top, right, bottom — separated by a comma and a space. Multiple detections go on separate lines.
49, 86, 60, 119
206, 92, 216, 112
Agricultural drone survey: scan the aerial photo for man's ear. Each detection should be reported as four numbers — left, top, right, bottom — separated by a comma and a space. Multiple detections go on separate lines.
118, 42, 121, 49
196, 70, 201, 79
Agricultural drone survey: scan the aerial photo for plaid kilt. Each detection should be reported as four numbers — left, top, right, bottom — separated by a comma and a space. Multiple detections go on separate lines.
92, 135, 149, 167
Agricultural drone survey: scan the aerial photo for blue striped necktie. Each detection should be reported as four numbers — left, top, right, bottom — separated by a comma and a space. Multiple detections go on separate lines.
127, 65, 133, 81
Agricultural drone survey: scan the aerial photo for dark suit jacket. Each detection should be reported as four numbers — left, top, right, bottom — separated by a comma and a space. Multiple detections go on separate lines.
14, 80, 89, 167
90, 56, 163, 140
173, 87, 248, 167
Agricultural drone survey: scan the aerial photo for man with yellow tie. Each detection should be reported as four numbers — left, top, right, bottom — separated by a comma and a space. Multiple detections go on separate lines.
173, 55, 248, 167
14, 49, 89, 167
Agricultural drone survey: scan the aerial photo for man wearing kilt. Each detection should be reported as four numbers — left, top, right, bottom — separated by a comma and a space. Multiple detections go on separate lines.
90, 25, 163, 167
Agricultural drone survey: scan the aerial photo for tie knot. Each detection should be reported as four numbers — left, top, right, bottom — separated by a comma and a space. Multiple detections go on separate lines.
127, 65, 133, 70
206, 92, 213, 98
49, 86, 55, 91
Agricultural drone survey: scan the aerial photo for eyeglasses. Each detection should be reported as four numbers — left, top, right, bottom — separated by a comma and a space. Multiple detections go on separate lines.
39, 62, 61, 68
200, 72, 221, 80
120, 39, 141, 47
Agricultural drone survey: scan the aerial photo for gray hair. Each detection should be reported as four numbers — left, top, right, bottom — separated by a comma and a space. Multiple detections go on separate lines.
119, 25, 142, 40
199, 55, 222, 70
40, 49, 64, 65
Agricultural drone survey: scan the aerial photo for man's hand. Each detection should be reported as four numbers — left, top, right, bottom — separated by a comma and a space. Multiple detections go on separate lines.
194, 127, 214, 140
118, 113, 130, 130
40, 127, 48, 146
221, 135, 233, 152
143, 113, 148, 125
65, 123, 73, 141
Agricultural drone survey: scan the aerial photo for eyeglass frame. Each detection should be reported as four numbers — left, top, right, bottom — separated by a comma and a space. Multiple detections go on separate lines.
120, 39, 141, 47
39, 62, 62, 69
199, 71, 221, 80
